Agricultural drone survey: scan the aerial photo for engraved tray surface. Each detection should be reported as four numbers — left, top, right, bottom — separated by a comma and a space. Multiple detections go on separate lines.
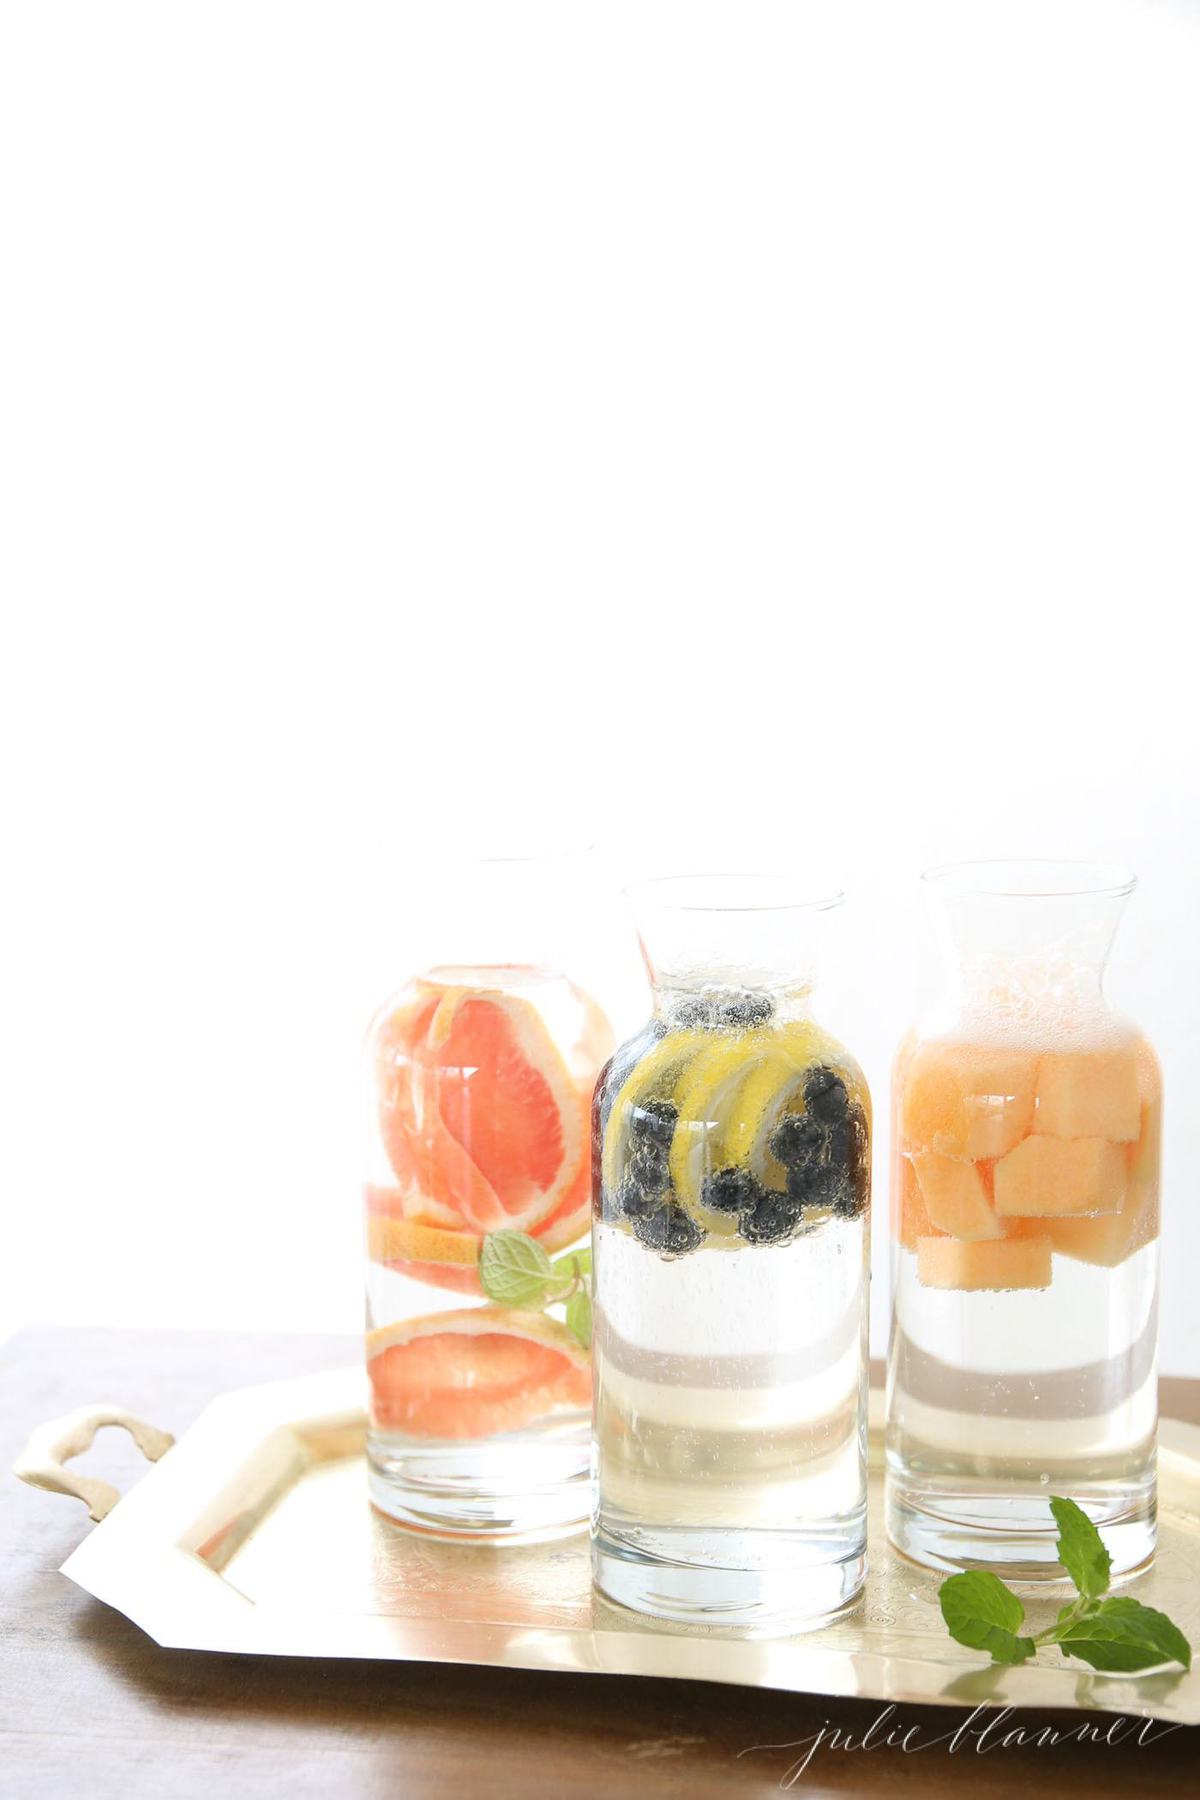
56, 1370, 1200, 1724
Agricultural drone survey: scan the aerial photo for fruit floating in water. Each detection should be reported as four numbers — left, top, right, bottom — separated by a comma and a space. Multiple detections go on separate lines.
701, 1166, 759, 1214
674, 987, 776, 1030
632, 1201, 706, 1254
768, 1112, 824, 1169
738, 1186, 805, 1244
912, 1150, 1002, 1242
893, 1031, 1159, 1288
994, 1134, 1127, 1219
1033, 1044, 1142, 1142
893, 1152, 941, 1251
900, 1041, 1036, 1163
368, 971, 612, 1293
367, 1308, 591, 1439
599, 1015, 870, 1255
915, 1233, 1053, 1293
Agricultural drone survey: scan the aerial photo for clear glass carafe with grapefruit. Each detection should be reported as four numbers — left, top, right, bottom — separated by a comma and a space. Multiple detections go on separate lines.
364, 854, 614, 1539
886, 861, 1161, 1579
591, 875, 871, 1632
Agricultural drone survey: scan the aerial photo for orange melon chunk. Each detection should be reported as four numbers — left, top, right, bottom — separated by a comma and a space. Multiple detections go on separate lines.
1034, 1043, 1141, 1142
916, 1233, 1052, 1291
912, 1150, 1002, 1241
901, 1042, 1036, 1161
1042, 1088, 1161, 1267
994, 1134, 1126, 1218
893, 1153, 943, 1248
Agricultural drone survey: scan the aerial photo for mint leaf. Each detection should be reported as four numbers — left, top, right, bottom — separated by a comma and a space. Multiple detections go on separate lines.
939, 1570, 1037, 1664
558, 1245, 592, 1278
938, 1501, 1192, 1673
1055, 1597, 1192, 1673
479, 1230, 554, 1307
1050, 1496, 1112, 1599
565, 1289, 593, 1350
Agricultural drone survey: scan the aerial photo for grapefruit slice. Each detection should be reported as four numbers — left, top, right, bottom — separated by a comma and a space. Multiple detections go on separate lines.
373, 989, 442, 1196
373, 982, 593, 1238
413, 988, 587, 1235
365, 1181, 590, 1295
367, 1307, 591, 1439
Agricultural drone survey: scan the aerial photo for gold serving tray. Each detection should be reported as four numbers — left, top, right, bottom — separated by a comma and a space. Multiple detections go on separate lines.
20, 1371, 1200, 1724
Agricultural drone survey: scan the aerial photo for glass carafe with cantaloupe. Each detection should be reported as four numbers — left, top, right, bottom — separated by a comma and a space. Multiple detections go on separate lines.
886, 861, 1161, 1581
362, 853, 615, 1540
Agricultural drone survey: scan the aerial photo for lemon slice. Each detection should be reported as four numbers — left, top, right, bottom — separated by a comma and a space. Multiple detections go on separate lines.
665, 1021, 820, 1213
601, 1027, 709, 1190
667, 1035, 763, 1209
719, 1022, 824, 1175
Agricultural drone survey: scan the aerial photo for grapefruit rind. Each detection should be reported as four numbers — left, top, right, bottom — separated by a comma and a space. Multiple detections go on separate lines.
364, 1183, 591, 1295
416, 988, 587, 1235
367, 1306, 591, 1439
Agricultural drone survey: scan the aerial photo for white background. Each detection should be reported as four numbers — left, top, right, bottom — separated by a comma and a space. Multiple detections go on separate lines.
2, 1, 1198, 1374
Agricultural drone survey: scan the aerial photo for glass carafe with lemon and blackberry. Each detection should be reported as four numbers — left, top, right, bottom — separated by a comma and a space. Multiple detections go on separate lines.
591, 876, 871, 1633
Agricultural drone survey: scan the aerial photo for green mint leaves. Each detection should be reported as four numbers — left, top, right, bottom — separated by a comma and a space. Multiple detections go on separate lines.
565, 1289, 593, 1350
939, 1496, 1191, 1675
938, 1570, 1036, 1665
1053, 1596, 1193, 1673
478, 1231, 555, 1307
1049, 1493, 1112, 1599
478, 1228, 593, 1350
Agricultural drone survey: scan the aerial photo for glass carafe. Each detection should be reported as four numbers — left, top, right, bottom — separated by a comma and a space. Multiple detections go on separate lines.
363, 852, 614, 1539
591, 874, 871, 1633
886, 861, 1161, 1579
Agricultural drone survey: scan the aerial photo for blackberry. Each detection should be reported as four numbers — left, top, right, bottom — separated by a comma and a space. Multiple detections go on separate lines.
786, 1159, 841, 1209
629, 1097, 678, 1149
672, 995, 715, 1029
617, 1179, 660, 1222
768, 1112, 824, 1169
803, 1066, 848, 1123
719, 991, 775, 1029
627, 1139, 670, 1198
633, 1201, 705, 1255
673, 988, 774, 1031
701, 1166, 760, 1214
738, 1189, 804, 1245
824, 1115, 855, 1172
833, 1107, 867, 1160
844, 1106, 871, 1216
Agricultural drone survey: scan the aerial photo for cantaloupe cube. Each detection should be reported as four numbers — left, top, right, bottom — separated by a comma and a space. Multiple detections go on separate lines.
1034, 1043, 1141, 1142
912, 1150, 1002, 1241
900, 1042, 1036, 1161
993, 1134, 1126, 1217
1044, 1084, 1161, 1266
893, 1152, 944, 1249
916, 1233, 1053, 1291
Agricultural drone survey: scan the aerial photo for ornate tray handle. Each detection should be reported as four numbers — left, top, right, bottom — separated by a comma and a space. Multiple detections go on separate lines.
14, 1406, 175, 1521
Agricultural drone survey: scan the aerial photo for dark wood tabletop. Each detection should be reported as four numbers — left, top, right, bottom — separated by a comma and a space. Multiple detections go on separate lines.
1, 1327, 1196, 1799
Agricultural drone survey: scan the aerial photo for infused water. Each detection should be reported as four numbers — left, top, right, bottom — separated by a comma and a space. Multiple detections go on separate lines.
591, 876, 871, 1631
886, 862, 1161, 1578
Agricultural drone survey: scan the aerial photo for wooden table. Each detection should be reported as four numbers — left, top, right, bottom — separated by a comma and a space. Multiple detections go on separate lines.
2, 1328, 1196, 1798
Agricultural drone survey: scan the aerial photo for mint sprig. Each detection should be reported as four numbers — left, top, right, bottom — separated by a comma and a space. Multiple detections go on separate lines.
565, 1289, 593, 1350
1049, 1493, 1111, 1598
477, 1230, 555, 1306
478, 1228, 593, 1350
939, 1496, 1191, 1675
938, 1570, 1036, 1665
